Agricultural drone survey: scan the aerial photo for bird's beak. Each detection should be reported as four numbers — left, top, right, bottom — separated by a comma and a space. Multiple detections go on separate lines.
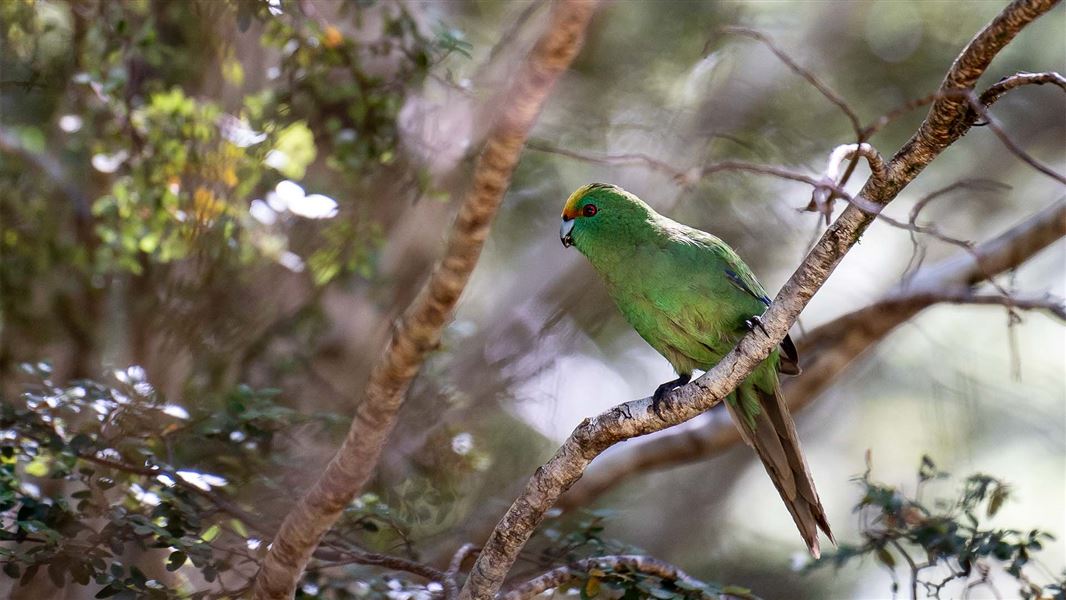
560, 217, 575, 247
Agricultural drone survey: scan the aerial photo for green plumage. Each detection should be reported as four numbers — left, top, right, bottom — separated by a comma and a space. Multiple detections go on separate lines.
560, 183, 832, 556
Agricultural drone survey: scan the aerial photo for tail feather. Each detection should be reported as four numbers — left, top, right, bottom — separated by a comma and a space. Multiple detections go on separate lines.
725, 384, 834, 557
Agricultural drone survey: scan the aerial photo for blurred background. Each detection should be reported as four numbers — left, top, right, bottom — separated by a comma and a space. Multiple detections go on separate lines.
1, 0, 1063, 598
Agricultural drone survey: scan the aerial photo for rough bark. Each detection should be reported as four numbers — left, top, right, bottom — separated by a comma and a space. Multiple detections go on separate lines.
557, 199, 1066, 508
457, 2, 1061, 598
251, 2, 600, 597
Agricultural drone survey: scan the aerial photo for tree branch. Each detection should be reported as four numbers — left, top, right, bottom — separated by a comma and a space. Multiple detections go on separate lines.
720, 27, 863, 138
810, 143, 888, 221
501, 555, 712, 600
525, 140, 858, 203
862, 70, 1063, 139
978, 70, 1066, 105
458, 2, 1061, 597
557, 198, 1065, 509
445, 544, 479, 600
963, 92, 1066, 185
308, 545, 447, 584
251, 2, 600, 598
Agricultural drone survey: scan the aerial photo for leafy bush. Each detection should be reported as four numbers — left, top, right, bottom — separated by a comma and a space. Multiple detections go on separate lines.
811, 454, 1065, 600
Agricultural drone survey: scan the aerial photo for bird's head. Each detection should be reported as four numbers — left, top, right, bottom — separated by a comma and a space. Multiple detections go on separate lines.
559, 183, 654, 250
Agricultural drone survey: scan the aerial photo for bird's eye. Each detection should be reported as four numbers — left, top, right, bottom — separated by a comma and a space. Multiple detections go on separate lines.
583, 204, 598, 217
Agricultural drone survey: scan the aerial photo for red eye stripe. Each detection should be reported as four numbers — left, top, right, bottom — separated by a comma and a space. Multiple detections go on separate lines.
583, 204, 598, 217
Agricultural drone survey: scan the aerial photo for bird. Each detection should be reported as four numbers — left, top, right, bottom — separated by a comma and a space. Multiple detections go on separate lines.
559, 182, 833, 557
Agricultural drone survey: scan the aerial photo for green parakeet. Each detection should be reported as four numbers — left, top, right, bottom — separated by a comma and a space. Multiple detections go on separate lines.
559, 183, 833, 557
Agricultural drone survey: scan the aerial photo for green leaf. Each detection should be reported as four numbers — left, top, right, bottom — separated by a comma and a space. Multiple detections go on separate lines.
95, 583, 122, 598
47, 559, 66, 587
988, 484, 1009, 517
268, 121, 316, 180
166, 551, 187, 571
875, 546, 896, 569
229, 518, 248, 538
24, 456, 50, 477
200, 524, 221, 542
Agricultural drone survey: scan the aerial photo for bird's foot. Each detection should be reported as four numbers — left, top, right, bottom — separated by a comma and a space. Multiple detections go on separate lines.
744, 314, 769, 337
651, 374, 691, 418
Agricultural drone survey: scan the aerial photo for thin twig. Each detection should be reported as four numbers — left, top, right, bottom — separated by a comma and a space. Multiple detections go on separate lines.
310, 544, 447, 584
445, 544, 479, 600
963, 92, 1066, 185
525, 141, 867, 211
901, 179, 1010, 280
863, 93, 939, 139
979, 70, 1066, 105
721, 27, 863, 138
719, 27, 870, 203
811, 143, 889, 222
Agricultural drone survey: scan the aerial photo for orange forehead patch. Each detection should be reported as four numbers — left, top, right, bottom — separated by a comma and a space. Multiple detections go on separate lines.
561, 183, 607, 219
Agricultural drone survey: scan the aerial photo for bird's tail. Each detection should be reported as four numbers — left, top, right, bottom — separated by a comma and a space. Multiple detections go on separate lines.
725, 382, 834, 558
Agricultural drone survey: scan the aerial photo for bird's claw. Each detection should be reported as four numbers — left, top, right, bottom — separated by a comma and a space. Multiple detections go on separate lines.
745, 314, 769, 337
651, 375, 690, 419
652, 384, 672, 418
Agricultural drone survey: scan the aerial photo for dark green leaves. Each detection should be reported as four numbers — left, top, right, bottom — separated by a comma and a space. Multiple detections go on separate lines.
0, 363, 328, 597
811, 455, 1062, 600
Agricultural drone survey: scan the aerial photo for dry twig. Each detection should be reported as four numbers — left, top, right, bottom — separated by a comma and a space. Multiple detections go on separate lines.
445, 544, 480, 600
720, 27, 863, 137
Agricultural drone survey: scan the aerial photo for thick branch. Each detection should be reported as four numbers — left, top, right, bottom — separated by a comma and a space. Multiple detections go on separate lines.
556, 199, 1066, 508
458, 2, 1060, 598
501, 555, 712, 600
251, 3, 599, 598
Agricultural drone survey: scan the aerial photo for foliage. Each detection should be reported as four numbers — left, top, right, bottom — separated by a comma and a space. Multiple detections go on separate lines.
531, 510, 757, 600
0, 362, 339, 597
0, 0, 463, 327
811, 455, 1066, 600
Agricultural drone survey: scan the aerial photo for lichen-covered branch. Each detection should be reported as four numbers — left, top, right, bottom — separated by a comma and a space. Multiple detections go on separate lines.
251, 2, 600, 597
557, 199, 1066, 509
501, 555, 712, 600
458, 2, 1061, 598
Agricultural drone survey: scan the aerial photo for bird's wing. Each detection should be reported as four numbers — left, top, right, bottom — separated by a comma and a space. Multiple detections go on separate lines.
677, 228, 801, 374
